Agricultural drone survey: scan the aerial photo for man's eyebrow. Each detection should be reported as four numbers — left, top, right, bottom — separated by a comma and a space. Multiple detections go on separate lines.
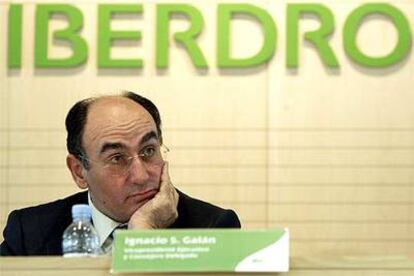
99, 131, 158, 155
140, 131, 158, 145
99, 143, 125, 155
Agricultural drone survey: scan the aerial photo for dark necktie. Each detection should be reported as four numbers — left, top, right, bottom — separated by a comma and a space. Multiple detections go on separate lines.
101, 223, 128, 254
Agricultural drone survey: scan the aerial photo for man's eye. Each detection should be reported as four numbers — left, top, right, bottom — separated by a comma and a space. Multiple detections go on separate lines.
108, 154, 126, 164
140, 147, 156, 158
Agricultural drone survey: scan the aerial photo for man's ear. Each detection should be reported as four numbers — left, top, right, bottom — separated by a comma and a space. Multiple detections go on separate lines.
66, 154, 88, 189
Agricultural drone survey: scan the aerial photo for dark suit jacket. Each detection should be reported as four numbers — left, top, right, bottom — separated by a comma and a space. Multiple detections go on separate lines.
0, 190, 240, 256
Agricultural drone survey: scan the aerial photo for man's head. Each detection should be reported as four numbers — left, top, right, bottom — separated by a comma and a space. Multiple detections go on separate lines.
65, 92, 165, 223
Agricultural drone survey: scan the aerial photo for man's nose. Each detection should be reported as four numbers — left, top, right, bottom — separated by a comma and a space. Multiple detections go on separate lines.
127, 157, 150, 184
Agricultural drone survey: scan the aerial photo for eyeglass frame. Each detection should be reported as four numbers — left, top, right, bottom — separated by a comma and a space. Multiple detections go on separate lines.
77, 143, 169, 175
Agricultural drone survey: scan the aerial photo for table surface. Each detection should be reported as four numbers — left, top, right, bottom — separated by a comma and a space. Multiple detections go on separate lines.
1, 255, 413, 276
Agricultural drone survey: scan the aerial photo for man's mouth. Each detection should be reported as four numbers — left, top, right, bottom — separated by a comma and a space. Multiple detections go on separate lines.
128, 189, 158, 202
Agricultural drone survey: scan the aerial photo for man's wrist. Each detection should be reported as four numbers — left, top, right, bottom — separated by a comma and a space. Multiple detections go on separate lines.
128, 218, 155, 229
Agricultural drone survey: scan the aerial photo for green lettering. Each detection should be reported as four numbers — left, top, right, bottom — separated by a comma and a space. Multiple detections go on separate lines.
98, 4, 142, 68
156, 4, 208, 69
287, 4, 339, 68
217, 4, 276, 68
35, 4, 87, 68
343, 3, 412, 67
8, 4, 23, 68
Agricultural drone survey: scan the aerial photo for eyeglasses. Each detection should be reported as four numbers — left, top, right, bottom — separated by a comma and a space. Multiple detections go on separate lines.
80, 144, 169, 176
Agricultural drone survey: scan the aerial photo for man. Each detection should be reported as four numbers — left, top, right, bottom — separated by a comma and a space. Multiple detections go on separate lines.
1, 91, 241, 256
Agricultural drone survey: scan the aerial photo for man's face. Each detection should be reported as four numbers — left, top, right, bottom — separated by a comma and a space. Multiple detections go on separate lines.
80, 97, 163, 223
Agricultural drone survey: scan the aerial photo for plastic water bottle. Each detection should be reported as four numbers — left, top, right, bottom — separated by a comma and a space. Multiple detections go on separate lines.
62, 204, 100, 257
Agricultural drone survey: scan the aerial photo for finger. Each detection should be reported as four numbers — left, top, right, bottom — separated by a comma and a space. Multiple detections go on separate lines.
160, 162, 172, 193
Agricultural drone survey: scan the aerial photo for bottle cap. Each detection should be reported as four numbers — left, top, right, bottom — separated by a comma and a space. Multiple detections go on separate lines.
71, 204, 91, 219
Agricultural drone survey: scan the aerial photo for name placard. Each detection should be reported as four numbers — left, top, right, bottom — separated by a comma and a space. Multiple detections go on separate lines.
111, 229, 289, 273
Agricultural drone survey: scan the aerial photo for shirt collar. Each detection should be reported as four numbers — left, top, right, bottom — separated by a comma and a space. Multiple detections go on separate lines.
88, 192, 121, 246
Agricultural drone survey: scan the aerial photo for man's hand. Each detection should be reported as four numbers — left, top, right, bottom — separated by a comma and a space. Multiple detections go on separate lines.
128, 162, 179, 229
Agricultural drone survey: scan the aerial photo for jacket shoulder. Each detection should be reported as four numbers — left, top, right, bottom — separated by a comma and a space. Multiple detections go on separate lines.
1, 191, 88, 256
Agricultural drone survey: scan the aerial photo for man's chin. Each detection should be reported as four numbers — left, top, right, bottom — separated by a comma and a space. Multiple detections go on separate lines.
125, 197, 151, 216
118, 190, 158, 222
133, 197, 152, 211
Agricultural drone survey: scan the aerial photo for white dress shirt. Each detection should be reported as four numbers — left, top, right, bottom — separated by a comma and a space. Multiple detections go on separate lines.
88, 193, 123, 253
